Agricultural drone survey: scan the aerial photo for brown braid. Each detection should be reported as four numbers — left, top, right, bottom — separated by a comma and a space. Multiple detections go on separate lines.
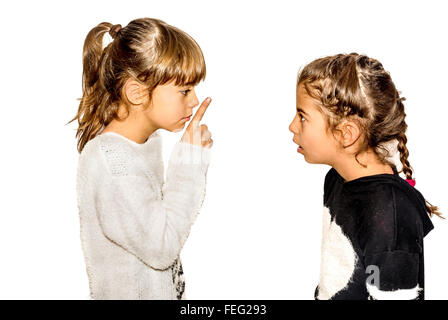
396, 125, 443, 218
396, 131, 413, 180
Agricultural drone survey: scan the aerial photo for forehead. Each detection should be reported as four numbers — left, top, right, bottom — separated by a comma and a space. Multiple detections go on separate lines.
296, 83, 320, 112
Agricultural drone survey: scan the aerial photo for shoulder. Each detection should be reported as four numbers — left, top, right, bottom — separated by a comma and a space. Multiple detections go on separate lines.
81, 134, 141, 177
98, 133, 137, 157
323, 168, 342, 203
358, 179, 430, 255
324, 167, 340, 188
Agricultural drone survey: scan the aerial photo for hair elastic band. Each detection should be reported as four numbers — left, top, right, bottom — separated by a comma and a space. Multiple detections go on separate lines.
405, 179, 416, 187
109, 24, 122, 39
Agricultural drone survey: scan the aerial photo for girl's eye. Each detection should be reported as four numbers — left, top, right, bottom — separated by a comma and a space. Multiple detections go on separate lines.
181, 89, 191, 96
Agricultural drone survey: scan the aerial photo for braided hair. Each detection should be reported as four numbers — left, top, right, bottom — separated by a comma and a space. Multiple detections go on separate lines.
297, 53, 442, 218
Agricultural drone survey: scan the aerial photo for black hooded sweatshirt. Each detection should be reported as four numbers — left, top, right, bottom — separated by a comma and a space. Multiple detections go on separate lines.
314, 167, 434, 300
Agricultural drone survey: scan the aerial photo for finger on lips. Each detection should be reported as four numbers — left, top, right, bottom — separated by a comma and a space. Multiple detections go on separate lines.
192, 97, 211, 122
182, 97, 213, 148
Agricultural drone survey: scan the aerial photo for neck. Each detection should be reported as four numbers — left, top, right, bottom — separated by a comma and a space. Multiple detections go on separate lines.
331, 149, 394, 182
101, 108, 158, 144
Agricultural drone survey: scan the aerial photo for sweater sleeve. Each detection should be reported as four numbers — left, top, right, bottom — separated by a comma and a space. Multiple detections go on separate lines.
95, 141, 211, 271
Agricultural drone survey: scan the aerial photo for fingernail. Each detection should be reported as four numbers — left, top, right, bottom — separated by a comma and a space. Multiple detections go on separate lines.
206, 97, 211, 102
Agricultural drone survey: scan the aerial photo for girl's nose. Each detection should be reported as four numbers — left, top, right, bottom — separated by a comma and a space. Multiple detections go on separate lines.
190, 89, 199, 108
289, 118, 296, 134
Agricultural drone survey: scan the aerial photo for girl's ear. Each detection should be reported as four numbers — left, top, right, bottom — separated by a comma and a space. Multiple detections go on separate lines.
123, 78, 148, 106
338, 120, 361, 148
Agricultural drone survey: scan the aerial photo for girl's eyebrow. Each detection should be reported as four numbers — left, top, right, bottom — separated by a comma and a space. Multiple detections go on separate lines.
296, 107, 309, 115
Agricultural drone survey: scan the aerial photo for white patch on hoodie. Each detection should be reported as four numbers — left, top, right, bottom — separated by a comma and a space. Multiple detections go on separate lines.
366, 283, 422, 300
317, 206, 358, 299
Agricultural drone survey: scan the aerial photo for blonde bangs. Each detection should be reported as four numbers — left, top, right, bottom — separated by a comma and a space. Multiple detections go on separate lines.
152, 25, 206, 87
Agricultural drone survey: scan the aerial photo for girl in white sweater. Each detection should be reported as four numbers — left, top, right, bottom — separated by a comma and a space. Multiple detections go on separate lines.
69, 18, 213, 300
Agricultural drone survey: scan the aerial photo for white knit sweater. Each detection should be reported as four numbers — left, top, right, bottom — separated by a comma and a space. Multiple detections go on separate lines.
76, 130, 211, 300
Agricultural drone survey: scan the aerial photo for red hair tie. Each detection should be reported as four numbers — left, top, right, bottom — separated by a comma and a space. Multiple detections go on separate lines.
405, 179, 416, 187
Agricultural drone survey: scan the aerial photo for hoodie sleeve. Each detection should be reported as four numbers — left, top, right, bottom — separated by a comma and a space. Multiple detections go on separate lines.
360, 186, 426, 300
95, 141, 211, 271
364, 251, 422, 300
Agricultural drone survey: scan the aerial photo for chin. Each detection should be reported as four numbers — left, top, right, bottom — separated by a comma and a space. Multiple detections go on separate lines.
174, 124, 187, 133
164, 122, 185, 133
303, 155, 318, 164
304, 158, 314, 164
304, 156, 327, 165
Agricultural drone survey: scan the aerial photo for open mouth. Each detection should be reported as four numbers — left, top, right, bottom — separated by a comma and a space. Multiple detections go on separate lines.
293, 138, 304, 152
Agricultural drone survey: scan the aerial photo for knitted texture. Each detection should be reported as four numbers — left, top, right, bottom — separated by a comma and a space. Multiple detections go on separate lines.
76, 130, 211, 299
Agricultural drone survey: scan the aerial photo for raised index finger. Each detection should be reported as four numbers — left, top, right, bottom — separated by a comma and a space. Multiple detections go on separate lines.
191, 97, 211, 123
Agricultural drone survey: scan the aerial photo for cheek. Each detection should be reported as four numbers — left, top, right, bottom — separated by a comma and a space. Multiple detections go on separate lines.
302, 130, 329, 159
153, 100, 184, 124
168, 98, 187, 119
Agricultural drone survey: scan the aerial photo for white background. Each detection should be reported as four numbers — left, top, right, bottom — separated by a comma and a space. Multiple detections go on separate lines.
0, 0, 447, 299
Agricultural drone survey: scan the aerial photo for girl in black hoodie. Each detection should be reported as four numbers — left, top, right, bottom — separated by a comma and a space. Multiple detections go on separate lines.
289, 53, 442, 300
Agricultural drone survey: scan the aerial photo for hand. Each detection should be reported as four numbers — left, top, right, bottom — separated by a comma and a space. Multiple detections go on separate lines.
181, 97, 213, 148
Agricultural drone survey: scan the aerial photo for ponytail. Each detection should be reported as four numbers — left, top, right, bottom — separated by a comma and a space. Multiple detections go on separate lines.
66, 22, 119, 153
82, 22, 113, 92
